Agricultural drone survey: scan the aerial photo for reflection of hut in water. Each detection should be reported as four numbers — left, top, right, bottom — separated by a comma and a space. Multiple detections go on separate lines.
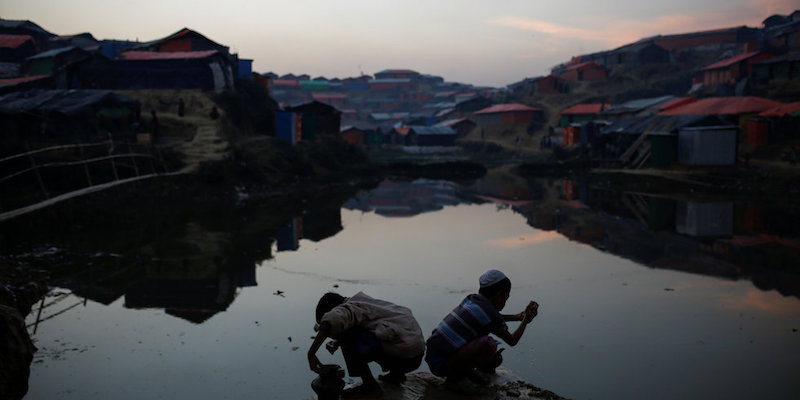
558, 225, 604, 246
676, 201, 734, 237
348, 180, 463, 218
277, 218, 301, 252
303, 204, 343, 241
125, 271, 238, 324
125, 260, 241, 324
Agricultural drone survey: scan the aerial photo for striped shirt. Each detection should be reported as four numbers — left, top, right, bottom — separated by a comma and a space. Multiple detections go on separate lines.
426, 294, 507, 355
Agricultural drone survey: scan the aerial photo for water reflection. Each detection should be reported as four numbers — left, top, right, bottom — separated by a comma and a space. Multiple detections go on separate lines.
344, 180, 462, 217
5, 173, 798, 400
520, 178, 800, 297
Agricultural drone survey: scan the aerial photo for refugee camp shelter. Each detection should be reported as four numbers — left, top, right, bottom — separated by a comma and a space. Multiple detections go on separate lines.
749, 101, 800, 146
560, 62, 606, 82
0, 75, 52, 95
752, 53, 800, 82
532, 75, 568, 94
0, 89, 139, 154
285, 100, 342, 141
24, 46, 92, 76
602, 114, 730, 168
131, 28, 230, 55
677, 125, 739, 166
474, 103, 542, 127
605, 41, 670, 68
405, 125, 457, 146
559, 103, 611, 127
275, 111, 300, 143
600, 96, 676, 120
0, 34, 37, 62
0, 19, 54, 49
116, 50, 233, 90
340, 125, 364, 145
435, 117, 476, 137
702, 51, 775, 86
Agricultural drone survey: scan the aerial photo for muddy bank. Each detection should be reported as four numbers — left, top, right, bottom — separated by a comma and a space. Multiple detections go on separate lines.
0, 259, 47, 400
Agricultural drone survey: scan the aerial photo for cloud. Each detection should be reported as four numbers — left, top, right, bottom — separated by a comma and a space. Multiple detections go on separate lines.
487, 231, 562, 248
489, 0, 798, 50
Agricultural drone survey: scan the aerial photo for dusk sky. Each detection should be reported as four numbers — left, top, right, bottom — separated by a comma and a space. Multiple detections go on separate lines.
3, 0, 795, 87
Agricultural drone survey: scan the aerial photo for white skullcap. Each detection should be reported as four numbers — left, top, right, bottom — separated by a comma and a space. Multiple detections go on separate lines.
479, 269, 507, 288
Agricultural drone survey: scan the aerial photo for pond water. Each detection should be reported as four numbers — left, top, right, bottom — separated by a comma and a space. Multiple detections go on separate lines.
15, 175, 800, 400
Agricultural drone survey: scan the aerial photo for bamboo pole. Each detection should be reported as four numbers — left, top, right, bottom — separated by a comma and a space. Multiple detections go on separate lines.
108, 133, 119, 181
25, 143, 49, 199
79, 145, 93, 186
128, 142, 140, 177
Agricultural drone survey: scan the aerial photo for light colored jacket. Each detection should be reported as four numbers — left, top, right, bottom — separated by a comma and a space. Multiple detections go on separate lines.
321, 292, 424, 358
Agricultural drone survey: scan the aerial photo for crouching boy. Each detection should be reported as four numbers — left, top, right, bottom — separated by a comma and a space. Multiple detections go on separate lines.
308, 292, 425, 398
425, 269, 539, 392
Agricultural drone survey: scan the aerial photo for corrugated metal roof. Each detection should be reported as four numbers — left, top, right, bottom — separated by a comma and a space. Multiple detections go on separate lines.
658, 97, 698, 111
702, 51, 761, 70
759, 102, 800, 117
120, 50, 218, 60
0, 34, 34, 49
436, 117, 475, 127
560, 103, 610, 115
369, 79, 411, 84
0, 75, 49, 87
408, 125, 456, 135
312, 93, 347, 100
271, 79, 299, 87
475, 103, 542, 114
603, 96, 675, 114
659, 97, 784, 116
0, 89, 137, 116
28, 46, 83, 60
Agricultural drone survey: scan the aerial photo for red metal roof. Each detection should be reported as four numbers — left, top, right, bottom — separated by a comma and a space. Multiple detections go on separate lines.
271, 79, 300, 87
659, 97, 784, 116
312, 93, 347, 100
0, 75, 49, 86
162, 28, 193, 42
475, 104, 542, 114
120, 50, 218, 60
560, 103, 610, 115
0, 34, 34, 48
759, 102, 800, 117
657, 97, 698, 111
702, 51, 761, 70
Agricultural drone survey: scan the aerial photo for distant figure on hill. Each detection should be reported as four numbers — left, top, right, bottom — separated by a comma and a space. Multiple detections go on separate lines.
308, 292, 425, 398
425, 269, 539, 394
178, 98, 185, 117
209, 106, 219, 120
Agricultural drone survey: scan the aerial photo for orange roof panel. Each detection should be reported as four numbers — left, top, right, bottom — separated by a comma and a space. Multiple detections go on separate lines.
560, 103, 611, 115
659, 97, 784, 116
475, 104, 542, 114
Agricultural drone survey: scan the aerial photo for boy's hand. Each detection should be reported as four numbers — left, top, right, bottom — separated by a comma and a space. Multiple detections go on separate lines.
524, 301, 539, 323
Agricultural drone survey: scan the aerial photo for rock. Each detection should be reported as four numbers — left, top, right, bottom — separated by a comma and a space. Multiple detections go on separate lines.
302, 367, 570, 400
0, 305, 36, 400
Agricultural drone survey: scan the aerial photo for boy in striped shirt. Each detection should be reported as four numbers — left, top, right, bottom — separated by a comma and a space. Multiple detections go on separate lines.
425, 269, 539, 391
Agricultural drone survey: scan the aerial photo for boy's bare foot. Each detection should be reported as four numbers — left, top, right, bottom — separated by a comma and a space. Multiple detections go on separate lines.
378, 372, 406, 384
341, 383, 384, 399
